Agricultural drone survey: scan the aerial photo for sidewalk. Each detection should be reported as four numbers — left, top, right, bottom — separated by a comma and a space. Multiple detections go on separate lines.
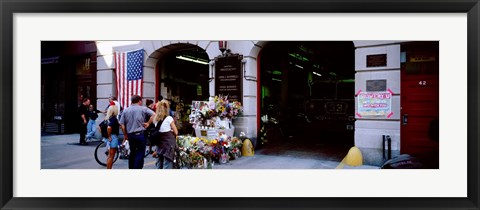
214, 142, 380, 169
41, 133, 380, 169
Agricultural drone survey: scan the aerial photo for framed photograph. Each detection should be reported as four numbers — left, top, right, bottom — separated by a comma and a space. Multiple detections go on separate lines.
1, 0, 479, 209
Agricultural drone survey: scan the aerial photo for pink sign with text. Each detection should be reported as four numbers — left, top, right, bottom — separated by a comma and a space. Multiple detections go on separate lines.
357, 91, 393, 118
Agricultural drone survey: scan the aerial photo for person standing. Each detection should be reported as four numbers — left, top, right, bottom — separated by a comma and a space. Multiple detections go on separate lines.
78, 98, 90, 145
146, 99, 155, 111
86, 104, 105, 142
105, 105, 120, 169
144, 99, 156, 156
153, 99, 178, 169
106, 96, 122, 120
119, 95, 155, 169
151, 95, 163, 112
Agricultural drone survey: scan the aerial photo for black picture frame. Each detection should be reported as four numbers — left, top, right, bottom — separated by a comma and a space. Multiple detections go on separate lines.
1, 0, 479, 209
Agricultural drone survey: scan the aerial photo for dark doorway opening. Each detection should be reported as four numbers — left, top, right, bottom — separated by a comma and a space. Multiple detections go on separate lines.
41, 41, 97, 134
258, 41, 355, 159
156, 44, 210, 135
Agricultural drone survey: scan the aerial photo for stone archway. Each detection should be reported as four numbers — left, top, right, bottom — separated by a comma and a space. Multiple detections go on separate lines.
141, 41, 220, 102
248, 41, 269, 140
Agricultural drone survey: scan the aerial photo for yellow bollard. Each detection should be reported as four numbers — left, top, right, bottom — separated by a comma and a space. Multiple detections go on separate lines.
241, 139, 254, 156
336, 146, 363, 169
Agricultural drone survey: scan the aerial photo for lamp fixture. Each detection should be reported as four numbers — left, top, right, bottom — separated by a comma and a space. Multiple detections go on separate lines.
176, 55, 209, 65
219, 41, 228, 54
313, 71, 322, 77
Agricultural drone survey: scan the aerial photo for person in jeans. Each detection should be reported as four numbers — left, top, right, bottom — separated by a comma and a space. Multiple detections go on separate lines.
153, 99, 178, 169
105, 105, 120, 169
77, 98, 90, 145
119, 95, 155, 169
86, 104, 105, 142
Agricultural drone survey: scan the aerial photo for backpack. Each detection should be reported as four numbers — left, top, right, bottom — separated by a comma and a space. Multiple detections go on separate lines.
99, 120, 109, 138
147, 119, 163, 146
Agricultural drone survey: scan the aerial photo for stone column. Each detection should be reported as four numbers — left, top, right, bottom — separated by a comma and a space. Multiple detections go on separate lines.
232, 55, 258, 141
96, 41, 117, 111
354, 41, 403, 166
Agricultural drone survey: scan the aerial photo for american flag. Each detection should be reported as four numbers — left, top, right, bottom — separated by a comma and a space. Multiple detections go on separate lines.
114, 49, 144, 109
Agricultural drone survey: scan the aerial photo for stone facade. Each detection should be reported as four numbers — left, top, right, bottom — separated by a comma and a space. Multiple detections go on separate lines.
94, 41, 260, 141
94, 40, 405, 165
353, 41, 403, 166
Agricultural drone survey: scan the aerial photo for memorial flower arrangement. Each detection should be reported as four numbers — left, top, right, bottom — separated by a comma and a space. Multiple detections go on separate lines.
189, 151, 205, 168
229, 137, 243, 159
213, 95, 243, 120
175, 133, 244, 169
192, 95, 243, 128
199, 103, 216, 120
199, 95, 243, 120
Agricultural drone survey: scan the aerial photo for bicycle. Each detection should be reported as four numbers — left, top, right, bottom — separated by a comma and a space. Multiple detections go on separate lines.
94, 138, 156, 167
94, 140, 124, 167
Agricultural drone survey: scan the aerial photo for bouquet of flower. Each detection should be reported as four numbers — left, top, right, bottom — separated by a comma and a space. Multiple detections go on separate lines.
200, 103, 216, 120
193, 95, 243, 128
189, 151, 205, 168
212, 95, 243, 120
230, 137, 243, 149
228, 137, 243, 160
175, 134, 244, 168
196, 138, 215, 162
176, 136, 195, 168
218, 134, 231, 164
229, 101, 243, 119
176, 149, 190, 169
177, 135, 194, 151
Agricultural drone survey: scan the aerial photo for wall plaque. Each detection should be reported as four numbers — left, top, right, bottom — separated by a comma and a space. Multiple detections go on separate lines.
367, 54, 387, 67
366, 80, 387, 91
215, 55, 243, 103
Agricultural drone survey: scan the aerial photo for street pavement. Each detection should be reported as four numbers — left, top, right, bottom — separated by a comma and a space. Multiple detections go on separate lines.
41, 133, 379, 169
41, 133, 159, 169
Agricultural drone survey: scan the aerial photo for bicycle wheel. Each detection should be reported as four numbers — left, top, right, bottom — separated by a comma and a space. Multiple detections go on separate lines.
94, 141, 119, 166
144, 139, 156, 157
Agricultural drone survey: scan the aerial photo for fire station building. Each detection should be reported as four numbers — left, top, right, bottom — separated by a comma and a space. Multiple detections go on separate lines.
41, 40, 439, 167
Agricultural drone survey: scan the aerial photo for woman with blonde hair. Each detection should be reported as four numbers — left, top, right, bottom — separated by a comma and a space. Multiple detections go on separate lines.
153, 99, 178, 169
105, 102, 120, 169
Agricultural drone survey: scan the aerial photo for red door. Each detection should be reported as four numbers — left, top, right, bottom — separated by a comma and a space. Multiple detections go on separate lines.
400, 42, 439, 169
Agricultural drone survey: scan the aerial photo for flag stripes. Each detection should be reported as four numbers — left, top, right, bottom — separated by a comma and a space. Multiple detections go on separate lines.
114, 49, 144, 109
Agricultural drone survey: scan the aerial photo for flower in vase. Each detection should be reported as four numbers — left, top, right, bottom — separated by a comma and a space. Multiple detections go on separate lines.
230, 137, 243, 149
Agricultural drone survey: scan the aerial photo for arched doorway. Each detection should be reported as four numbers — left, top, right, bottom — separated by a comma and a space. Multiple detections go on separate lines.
154, 43, 210, 135
257, 41, 355, 156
